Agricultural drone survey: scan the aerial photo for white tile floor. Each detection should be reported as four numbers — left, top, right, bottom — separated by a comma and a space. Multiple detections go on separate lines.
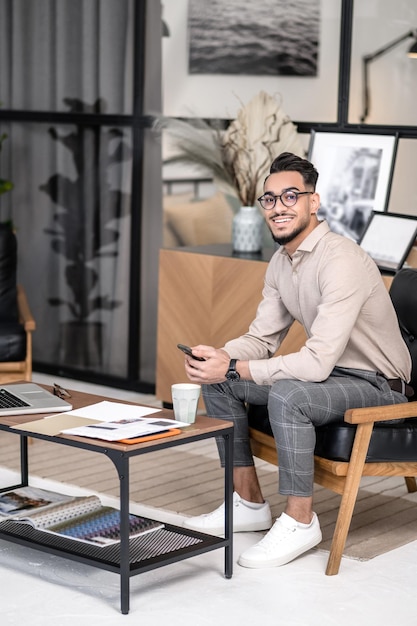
0, 372, 416, 625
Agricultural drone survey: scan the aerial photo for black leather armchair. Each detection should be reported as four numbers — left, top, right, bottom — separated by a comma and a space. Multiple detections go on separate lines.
0, 223, 35, 382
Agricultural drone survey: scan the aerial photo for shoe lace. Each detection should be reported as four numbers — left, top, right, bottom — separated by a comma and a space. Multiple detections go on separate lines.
257, 518, 296, 549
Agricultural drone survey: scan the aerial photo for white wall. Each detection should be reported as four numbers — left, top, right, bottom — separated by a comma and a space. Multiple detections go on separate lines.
349, 0, 417, 126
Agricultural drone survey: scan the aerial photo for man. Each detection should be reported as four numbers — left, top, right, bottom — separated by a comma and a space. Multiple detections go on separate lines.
181, 152, 411, 569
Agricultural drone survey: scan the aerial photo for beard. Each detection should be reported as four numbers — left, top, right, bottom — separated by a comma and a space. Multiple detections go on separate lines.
268, 208, 317, 246
270, 223, 305, 246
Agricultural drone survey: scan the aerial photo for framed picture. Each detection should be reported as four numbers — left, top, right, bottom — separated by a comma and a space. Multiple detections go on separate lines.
188, 0, 320, 77
359, 211, 417, 274
162, 0, 342, 121
308, 131, 398, 242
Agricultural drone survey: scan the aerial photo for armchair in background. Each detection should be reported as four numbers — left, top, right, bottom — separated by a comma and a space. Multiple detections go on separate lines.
162, 178, 234, 248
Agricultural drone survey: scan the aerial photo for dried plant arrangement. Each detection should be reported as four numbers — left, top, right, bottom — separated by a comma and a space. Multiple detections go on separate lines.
154, 91, 304, 208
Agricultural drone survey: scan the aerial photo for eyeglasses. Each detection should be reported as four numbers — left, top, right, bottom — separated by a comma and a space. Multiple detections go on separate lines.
53, 383, 72, 399
257, 190, 313, 210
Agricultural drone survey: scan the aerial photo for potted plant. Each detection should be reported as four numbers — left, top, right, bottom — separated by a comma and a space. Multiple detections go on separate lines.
39, 97, 131, 368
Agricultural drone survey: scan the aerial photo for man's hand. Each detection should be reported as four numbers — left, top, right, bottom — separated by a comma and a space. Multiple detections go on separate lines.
183, 345, 231, 384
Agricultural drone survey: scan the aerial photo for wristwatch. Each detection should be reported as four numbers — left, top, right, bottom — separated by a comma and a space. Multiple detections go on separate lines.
225, 358, 240, 382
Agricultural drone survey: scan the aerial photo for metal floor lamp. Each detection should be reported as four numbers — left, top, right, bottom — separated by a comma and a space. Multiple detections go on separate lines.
360, 29, 417, 123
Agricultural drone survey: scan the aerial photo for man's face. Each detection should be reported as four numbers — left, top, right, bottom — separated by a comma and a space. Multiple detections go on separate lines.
262, 171, 320, 254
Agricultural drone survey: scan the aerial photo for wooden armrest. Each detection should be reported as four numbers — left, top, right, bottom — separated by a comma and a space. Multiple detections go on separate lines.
345, 401, 417, 425
17, 285, 36, 331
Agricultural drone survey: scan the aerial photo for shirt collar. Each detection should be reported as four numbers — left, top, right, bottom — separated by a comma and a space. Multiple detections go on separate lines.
277, 220, 330, 258
297, 220, 330, 253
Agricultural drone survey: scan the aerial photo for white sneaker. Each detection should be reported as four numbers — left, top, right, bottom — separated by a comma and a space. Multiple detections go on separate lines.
238, 512, 322, 568
183, 492, 272, 535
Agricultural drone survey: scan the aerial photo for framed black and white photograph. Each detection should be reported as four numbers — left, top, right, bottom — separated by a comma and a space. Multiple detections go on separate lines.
359, 211, 417, 274
308, 131, 398, 242
188, 0, 320, 76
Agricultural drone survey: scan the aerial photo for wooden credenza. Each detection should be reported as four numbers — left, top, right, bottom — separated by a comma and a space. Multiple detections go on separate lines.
155, 244, 305, 406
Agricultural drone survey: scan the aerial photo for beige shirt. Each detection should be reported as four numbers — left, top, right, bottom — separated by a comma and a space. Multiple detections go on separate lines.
224, 221, 411, 385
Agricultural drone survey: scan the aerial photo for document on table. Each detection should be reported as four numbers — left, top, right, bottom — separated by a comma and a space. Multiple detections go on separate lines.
13, 413, 102, 436
59, 401, 190, 441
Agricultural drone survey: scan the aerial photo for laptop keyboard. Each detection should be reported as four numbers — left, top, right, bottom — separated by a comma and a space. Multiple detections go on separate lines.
0, 389, 30, 409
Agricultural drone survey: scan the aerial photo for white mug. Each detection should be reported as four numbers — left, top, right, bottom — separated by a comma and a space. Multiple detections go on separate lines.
171, 383, 201, 424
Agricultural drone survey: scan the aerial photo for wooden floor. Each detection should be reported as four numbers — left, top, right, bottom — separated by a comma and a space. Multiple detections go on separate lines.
1, 428, 417, 561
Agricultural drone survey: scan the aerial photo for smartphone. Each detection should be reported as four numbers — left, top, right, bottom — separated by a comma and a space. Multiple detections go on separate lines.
177, 343, 206, 361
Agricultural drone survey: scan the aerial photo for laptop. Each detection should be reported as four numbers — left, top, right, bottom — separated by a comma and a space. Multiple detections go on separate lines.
0, 383, 72, 416
359, 211, 417, 274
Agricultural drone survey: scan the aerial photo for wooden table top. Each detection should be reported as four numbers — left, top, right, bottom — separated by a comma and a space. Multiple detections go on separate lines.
0, 382, 233, 453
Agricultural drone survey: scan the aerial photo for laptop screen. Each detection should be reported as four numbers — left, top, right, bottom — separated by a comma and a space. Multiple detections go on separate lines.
359, 211, 417, 273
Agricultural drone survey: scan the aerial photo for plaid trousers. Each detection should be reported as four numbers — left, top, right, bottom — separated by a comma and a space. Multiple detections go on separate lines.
202, 367, 408, 497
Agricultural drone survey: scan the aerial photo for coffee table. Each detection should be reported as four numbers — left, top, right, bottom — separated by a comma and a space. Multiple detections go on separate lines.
0, 385, 234, 614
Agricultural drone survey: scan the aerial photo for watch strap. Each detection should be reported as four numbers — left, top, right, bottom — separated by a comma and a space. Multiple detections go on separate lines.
226, 358, 240, 381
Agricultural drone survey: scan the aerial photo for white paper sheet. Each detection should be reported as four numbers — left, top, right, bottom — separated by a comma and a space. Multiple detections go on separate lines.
61, 401, 162, 421
60, 401, 190, 441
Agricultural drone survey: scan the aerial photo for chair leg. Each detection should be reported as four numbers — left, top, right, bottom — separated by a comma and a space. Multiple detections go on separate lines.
405, 477, 417, 493
325, 422, 374, 576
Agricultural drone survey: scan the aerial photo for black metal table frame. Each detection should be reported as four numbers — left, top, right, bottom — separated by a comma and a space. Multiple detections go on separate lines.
0, 421, 234, 614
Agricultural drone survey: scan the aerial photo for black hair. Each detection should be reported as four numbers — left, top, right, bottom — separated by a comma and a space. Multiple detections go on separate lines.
268, 152, 319, 190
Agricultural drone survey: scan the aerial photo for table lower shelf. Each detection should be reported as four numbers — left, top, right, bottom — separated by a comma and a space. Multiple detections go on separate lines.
0, 519, 226, 575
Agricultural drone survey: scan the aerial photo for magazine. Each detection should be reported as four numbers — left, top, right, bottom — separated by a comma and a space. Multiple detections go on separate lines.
0, 486, 74, 516
0, 487, 164, 546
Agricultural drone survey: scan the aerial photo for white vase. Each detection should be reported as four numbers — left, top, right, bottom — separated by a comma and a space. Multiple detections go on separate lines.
232, 205, 264, 253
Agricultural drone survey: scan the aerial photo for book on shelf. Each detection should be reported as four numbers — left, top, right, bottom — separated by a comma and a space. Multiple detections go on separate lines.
0, 486, 164, 547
